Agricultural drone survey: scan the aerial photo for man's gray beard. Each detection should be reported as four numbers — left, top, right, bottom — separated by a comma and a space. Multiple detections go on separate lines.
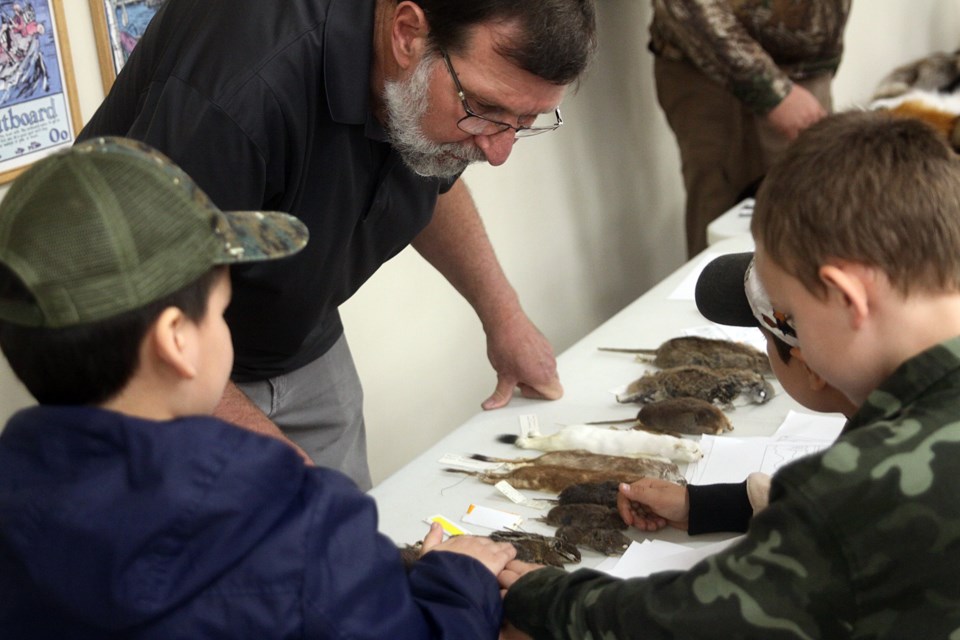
383, 53, 487, 178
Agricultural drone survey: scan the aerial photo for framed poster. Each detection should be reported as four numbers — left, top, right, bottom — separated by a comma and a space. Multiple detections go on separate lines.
0, 0, 81, 184
89, 0, 164, 92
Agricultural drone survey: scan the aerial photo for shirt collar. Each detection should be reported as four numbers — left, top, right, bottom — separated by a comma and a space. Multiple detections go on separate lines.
323, 0, 387, 140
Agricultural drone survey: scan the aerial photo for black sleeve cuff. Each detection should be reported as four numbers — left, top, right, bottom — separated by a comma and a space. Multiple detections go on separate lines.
687, 481, 752, 535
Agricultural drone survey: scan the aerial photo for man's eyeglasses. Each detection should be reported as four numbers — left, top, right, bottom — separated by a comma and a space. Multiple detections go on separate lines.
440, 49, 563, 139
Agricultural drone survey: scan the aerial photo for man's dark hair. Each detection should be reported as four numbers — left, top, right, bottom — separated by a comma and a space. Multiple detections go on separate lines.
0, 266, 222, 406
414, 0, 597, 84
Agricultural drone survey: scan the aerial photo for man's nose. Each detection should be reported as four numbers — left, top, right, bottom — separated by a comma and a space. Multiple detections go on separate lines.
474, 128, 517, 166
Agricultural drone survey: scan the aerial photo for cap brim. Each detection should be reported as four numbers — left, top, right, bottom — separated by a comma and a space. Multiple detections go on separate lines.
214, 210, 308, 264
694, 252, 756, 327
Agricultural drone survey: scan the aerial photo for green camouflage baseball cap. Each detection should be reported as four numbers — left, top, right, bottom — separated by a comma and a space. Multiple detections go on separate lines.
0, 137, 308, 328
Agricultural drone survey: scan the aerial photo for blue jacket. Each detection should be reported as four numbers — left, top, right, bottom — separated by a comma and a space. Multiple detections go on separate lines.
0, 406, 502, 638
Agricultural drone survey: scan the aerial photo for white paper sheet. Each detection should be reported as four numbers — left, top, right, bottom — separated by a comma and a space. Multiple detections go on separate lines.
598, 412, 844, 578
601, 537, 742, 579
685, 410, 845, 485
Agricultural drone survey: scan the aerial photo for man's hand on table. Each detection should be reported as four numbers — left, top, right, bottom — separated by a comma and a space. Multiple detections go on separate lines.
482, 309, 562, 410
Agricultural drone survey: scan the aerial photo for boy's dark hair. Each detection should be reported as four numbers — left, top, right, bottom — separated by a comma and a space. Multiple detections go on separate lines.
0, 266, 221, 406
414, 0, 597, 84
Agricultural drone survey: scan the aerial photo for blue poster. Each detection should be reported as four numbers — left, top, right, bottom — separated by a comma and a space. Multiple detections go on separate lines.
0, 0, 75, 172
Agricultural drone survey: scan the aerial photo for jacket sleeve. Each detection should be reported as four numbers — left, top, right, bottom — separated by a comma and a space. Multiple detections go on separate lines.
503, 480, 855, 639
650, 0, 792, 114
302, 469, 502, 640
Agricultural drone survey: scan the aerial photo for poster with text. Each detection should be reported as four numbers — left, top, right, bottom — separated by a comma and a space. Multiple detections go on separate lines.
0, 0, 80, 183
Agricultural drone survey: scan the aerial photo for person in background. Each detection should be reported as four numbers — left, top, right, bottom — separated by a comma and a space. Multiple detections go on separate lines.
650, 0, 851, 256
78, 0, 598, 489
0, 138, 515, 638
500, 110, 960, 638
618, 251, 858, 536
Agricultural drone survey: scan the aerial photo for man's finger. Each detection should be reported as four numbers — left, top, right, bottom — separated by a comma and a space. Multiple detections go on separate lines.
518, 378, 563, 401
482, 376, 517, 410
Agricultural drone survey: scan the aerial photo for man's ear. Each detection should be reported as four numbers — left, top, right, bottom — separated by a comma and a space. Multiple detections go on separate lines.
391, 1, 430, 71
151, 307, 197, 380
819, 263, 869, 330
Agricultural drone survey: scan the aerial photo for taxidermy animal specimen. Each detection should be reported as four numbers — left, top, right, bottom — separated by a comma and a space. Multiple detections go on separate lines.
556, 525, 631, 556
489, 530, 581, 566
600, 335, 771, 374
617, 365, 774, 408
498, 424, 703, 463
443, 464, 655, 494
541, 503, 627, 530
589, 397, 733, 436
468, 450, 687, 485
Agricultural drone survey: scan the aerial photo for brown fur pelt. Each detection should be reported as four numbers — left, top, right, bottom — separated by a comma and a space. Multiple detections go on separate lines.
872, 49, 960, 100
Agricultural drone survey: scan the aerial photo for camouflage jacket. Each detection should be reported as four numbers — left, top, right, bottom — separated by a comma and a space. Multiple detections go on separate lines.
650, 0, 852, 114
504, 336, 960, 639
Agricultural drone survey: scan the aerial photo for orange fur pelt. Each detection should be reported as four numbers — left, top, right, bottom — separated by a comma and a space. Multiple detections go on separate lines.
886, 100, 960, 149
870, 49, 960, 151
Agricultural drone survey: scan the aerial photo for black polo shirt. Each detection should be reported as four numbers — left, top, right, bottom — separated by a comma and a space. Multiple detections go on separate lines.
78, 0, 455, 380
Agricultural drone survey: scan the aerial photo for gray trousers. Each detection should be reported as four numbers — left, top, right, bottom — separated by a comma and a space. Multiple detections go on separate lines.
235, 334, 372, 491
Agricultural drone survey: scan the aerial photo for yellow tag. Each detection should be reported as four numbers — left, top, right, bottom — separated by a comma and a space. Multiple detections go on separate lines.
426, 514, 470, 537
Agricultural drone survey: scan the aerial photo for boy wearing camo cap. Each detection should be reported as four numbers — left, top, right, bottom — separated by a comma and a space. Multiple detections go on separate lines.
0, 138, 514, 637
501, 110, 960, 638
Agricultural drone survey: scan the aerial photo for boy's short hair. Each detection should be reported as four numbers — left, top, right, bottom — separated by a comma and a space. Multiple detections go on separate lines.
0, 137, 308, 404
751, 109, 960, 296
0, 266, 219, 404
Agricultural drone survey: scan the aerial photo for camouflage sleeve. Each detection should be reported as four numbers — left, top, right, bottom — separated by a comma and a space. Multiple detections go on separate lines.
503, 486, 856, 639
651, 1, 850, 114
651, 0, 792, 115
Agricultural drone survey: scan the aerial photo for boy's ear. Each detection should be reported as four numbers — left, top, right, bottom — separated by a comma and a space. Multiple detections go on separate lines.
151, 307, 197, 380
390, 1, 429, 71
819, 263, 869, 330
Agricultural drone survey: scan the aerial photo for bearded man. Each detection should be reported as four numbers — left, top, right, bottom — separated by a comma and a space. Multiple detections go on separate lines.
78, 0, 597, 489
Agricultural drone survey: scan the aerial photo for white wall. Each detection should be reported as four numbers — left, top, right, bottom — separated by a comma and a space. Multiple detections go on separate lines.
2, 0, 959, 484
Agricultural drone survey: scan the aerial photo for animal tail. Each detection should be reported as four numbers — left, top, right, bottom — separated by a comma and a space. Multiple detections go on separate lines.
497, 434, 520, 445
584, 418, 639, 427
470, 453, 510, 463
598, 347, 655, 355
442, 467, 479, 476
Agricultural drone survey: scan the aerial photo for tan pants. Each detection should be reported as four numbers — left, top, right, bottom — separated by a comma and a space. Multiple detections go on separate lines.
654, 57, 833, 256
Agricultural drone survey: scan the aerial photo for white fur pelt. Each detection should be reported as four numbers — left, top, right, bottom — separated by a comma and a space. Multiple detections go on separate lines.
512, 424, 702, 463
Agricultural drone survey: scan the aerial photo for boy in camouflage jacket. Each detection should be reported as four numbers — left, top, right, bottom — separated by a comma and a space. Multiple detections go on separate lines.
500, 109, 960, 638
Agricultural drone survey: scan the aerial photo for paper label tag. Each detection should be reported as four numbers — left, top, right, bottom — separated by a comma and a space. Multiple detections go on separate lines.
437, 453, 501, 470
518, 414, 540, 438
495, 480, 551, 510
425, 514, 471, 537
461, 504, 524, 531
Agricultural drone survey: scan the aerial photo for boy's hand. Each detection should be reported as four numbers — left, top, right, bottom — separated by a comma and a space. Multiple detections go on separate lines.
617, 479, 690, 531
420, 523, 517, 575
497, 559, 544, 591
